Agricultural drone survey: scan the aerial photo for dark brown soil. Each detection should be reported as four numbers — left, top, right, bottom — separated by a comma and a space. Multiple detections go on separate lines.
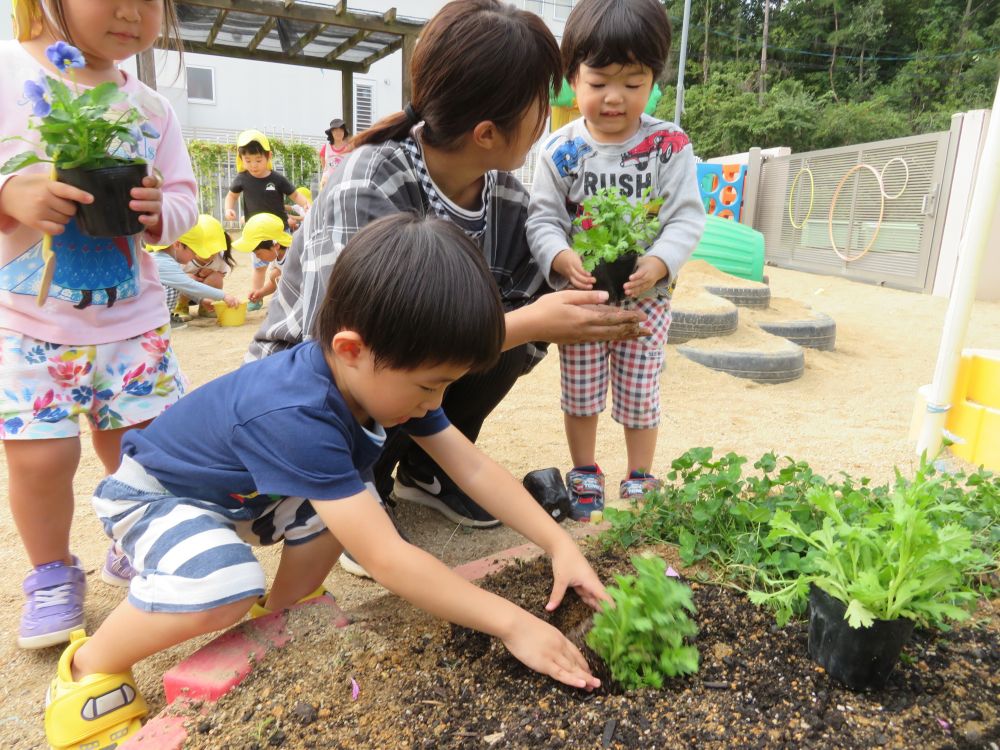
175, 544, 999, 750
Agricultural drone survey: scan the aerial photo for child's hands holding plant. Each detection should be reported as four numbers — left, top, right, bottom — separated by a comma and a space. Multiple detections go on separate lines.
552, 248, 596, 289
623, 255, 669, 298
130, 172, 164, 232
0, 171, 92, 235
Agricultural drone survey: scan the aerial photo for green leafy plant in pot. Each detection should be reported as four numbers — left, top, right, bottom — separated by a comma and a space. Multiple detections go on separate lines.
571, 187, 662, 304
749, 464, 990, 691
586, 554, 699, 690
2, 42, 153, 238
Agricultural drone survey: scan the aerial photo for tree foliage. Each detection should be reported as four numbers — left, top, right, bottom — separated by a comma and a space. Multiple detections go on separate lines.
656, 0, 999, 157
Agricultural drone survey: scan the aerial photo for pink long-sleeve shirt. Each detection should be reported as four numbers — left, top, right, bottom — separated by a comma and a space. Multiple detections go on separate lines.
0, 40, 197, 345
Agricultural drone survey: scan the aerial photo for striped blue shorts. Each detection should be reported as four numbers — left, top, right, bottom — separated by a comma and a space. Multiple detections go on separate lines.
92, 455, 327, 613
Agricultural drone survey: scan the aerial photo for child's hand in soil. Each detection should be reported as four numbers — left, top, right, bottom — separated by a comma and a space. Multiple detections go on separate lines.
503, 614, 601, 690
552, 249, 596, 290
623, 255, 668, 297
546, 542, 611, 613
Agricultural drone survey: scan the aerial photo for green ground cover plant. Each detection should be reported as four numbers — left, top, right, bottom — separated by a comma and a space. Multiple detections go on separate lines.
586, 555, 699, 690
602, 448, 999, 626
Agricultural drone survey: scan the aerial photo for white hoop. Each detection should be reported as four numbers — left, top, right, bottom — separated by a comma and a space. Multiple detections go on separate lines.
879, 157, 909, 200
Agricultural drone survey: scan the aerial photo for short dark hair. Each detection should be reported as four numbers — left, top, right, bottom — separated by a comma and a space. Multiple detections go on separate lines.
315, 214, 505, 373
562, 0, 672, 82
238, 141, 269, 157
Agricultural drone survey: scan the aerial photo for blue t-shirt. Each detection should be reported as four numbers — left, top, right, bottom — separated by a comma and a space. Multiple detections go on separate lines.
123, 341, 449, 508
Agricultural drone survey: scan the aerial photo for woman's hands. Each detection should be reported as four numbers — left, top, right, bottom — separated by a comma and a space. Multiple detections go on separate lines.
512, 289, 650, 347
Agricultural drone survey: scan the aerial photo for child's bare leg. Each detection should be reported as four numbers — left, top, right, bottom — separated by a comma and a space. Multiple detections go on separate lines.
266, 530, 344, 611
564, 414, 599, 468
91, 421, 152, 476
623, 426, 658, 475
70, 598, 253, 679
5, 438, 79, 566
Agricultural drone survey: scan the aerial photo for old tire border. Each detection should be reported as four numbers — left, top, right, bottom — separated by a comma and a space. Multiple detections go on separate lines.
757, 312, 837, 351
677, 342, 805, 384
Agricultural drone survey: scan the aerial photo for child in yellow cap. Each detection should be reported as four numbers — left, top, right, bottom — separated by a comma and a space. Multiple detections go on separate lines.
147, 216, 241, 328
232, 213, 293, 310
224, 130, 311, 304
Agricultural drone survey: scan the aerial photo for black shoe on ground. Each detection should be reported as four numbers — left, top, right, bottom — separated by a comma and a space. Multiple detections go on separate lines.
393, 464, 500, 528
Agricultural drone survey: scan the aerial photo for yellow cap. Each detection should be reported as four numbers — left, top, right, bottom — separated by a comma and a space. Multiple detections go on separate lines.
296, 186, 312, 203
235, 130, 273, 172
232, 213, 292, 253
147, 215, 227, 258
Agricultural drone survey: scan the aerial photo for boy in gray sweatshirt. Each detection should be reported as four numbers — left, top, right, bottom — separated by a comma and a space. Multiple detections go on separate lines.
526, 0, 705, 520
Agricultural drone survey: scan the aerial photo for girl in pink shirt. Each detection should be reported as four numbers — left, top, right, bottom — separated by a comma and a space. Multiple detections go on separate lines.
0, 0, 196, 650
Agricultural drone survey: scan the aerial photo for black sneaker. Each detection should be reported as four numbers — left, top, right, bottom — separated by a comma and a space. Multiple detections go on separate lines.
169, 314, 188, 330
393, 465, 500, 528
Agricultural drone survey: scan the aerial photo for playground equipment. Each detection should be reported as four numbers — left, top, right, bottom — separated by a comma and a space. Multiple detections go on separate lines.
690, 214, 765, 282
910, 350, 1000, 471
697, 163, 747, 221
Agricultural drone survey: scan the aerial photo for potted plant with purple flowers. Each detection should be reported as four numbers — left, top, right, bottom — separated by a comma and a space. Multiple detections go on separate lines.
571, 186, 663, 303
2, 41, 156, 238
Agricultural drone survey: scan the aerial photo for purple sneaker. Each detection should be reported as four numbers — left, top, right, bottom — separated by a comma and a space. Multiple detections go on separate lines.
101, 543, 137, 588
18, 556, 86, 649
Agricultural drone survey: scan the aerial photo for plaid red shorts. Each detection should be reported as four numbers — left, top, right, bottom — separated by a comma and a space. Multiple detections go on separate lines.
558, 297, 671, 429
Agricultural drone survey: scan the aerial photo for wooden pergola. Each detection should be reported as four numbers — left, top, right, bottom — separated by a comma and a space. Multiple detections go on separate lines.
138, 0, 424, 132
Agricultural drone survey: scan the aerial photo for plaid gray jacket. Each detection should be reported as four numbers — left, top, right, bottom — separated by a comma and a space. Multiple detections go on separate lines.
247, 134, 546, 362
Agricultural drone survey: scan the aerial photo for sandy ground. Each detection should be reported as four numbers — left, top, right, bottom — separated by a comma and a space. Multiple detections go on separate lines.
2, 257, 1000, 748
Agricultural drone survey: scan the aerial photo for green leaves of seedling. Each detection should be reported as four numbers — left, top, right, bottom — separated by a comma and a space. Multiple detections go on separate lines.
586, 555, 699, 690
571, 187, 662, 272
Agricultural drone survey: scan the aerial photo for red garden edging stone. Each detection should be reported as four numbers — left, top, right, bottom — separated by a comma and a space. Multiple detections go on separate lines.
122, 523, 604, 749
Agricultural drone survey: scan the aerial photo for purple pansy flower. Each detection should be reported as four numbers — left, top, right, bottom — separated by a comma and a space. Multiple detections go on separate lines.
46, 41, 85, 72
23, 77, 52, 117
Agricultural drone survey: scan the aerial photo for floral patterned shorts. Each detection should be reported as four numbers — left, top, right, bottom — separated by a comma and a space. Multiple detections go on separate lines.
0, 325, 186, 440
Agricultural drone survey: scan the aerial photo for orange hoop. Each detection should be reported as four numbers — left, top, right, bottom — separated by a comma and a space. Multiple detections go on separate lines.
828, 164, 885, 263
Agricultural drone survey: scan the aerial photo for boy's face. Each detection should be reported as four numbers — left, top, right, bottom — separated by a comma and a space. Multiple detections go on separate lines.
338, 345, 468, 428
242, 152, 272, 178
571, 62, 654, 143
253, 242, 281, 263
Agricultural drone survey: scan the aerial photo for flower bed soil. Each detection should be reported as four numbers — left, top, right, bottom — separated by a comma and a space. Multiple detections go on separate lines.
175, 543, 999, 750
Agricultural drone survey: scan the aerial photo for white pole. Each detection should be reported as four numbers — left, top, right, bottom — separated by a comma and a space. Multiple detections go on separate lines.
916, 75, 1000, 459
674, 0, 692, 126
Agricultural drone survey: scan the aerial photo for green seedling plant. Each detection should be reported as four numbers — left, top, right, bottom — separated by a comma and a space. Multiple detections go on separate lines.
600, 448, 998, 624
2, 42, 150, 175
571, 186, 662, 272
586, 555, 699, 690
748, 463, 992, 629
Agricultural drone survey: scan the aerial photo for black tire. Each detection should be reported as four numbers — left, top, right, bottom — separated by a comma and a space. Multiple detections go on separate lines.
677, 343, 805, 383
758, 313, 837, 351
667, 307, 739, 344
704, 284, 772, 309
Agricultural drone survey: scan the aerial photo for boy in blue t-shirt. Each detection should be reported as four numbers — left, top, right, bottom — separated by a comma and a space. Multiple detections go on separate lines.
43, 214, 608, 750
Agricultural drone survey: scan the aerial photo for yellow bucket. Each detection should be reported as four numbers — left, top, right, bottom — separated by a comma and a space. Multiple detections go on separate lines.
213, 300, 247, 326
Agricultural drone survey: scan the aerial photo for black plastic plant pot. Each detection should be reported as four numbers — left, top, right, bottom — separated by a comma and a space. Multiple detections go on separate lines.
807, 585, 914, 692
56, 163, 147, 237
591, 254, 637, 304
522, 468, 571, 523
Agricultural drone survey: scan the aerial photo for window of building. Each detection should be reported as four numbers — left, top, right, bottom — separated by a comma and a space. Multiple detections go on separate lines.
553, 0, 574, 21
186, 66, 215, 104
354, 80, 375, 132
